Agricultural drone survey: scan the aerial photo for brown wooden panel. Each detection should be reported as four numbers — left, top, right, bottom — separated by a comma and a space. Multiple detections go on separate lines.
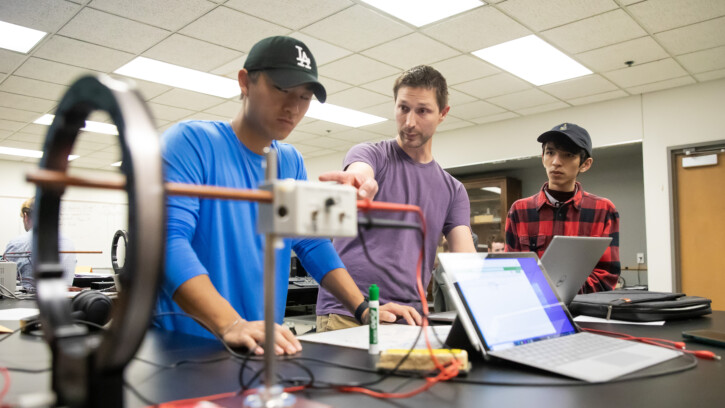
676, 152, 725, 311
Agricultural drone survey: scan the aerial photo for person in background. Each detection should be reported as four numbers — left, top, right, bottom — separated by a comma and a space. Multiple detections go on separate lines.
316, 65, 476, 331
505, 123, 620, 292
3, 197, 76, 290
487, 234, 505, 253
153, 36, 416, 355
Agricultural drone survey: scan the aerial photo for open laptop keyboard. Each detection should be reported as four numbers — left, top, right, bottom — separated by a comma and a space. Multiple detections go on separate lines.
290, 276, 318, 287
492, 332, 632, 367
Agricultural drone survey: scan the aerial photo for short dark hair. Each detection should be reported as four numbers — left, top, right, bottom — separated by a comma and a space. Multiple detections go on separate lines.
393, 65, 448, 112
487, 234, 504, 247
541, 135, 590, 164
240, 70, 263, 100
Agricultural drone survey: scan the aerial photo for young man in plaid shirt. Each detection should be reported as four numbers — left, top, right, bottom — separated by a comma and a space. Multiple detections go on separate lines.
504, 123, 620, 292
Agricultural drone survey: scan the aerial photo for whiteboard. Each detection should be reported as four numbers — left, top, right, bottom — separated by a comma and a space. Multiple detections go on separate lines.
0, 196, 128, 271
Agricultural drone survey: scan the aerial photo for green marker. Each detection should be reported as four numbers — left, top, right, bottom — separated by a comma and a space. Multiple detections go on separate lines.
369, 284, 379, 355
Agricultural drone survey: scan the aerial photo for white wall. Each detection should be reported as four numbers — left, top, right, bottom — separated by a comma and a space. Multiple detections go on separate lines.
0, 160, 128, 270
306, 77, 725, 291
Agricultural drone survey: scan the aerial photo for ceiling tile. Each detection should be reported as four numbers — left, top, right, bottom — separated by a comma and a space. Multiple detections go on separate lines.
15, 58, 101, 86
498, 0, 619, 31
285, 130, 319, 144
210, 55, 248, 79
540, 75, 619, 100
452, 73, 531, 99
116, 77, 173, 101
360, 102, 394, 121
150, 89, 226, 111
604, 58, 689, 88
318, 76, 354, 95
327, 87, 390, 110
300, 135, 353, 150
204, 101, 242, 118
319, 54, 399, 86
8, 131, 45, 144
359, 74, 400, 97
290, 142, 322, 154
301, 5, 413, 52
677, 45, 725, 73
487, 89, 561, 110
575, 36, 668, 72
423, 7, 531, 52
184, 112, 229, 122
695, 68, 725, 82
627, 0, 725, 33
295, 119, 350, 135
33, 36, 134, 72
358, 119, 396, 136
0, 92, 56, 113
471, 111, 520, 125
303, 148, 338, 158
59, 8, 170, 54
655, 16, 725, 55
436, 116, 475, 133
146, 102, 195, 122
567, 90, 630, 105
451, 100, 507, 120
143, 34, 243, 72
0, 76, 68, 101
542, 9, 647, 54
0, 106, 42, 122
0, 50, 25, 75
290, 33, 354, 66
361, 33, 460, 69
0, 138, 42, 149
626, 76, 696, 94
18, 123, 50, 136
515, 101, 571, 116
448, 89, 478, 107
89, 0, 216, 31
1, 0, 80, 32
430, 55, 500, 85
330, 128, 384, 143
180, 7, 290, 52
225, 0, 353, 30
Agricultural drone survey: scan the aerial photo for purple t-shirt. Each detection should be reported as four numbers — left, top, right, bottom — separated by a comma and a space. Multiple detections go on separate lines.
316, 139, 471, 316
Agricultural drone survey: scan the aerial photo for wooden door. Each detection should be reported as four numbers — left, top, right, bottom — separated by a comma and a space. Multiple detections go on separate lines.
675, 150, 725, 310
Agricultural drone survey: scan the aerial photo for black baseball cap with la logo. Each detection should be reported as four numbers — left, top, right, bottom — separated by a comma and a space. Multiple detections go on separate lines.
537, 122, 592, 157
244, 36, 327, 103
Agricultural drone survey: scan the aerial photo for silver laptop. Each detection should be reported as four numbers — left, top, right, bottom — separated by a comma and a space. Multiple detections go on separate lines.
437, 252, 680, 383
540, 236, 612, 306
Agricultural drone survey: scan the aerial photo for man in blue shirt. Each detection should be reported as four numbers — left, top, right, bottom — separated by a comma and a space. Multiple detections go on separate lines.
154, 36, 417, 355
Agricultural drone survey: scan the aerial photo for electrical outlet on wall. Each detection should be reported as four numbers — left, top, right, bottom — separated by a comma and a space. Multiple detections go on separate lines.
636, 253, 645, 264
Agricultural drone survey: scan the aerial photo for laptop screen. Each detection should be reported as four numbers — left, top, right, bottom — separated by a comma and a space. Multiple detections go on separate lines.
451, 255, 577, 351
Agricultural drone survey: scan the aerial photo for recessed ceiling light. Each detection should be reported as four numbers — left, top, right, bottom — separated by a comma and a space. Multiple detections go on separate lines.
0, 146, 78, 161
115, 57, 239, 98
0, 21, 46, 53
360, 0, 484, 27
472, 35, 592, 86
305, 101, 386, 128
34, 114, 119, 135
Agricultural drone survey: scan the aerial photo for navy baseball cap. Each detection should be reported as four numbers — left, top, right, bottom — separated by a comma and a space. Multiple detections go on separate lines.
537, 123, 592, 156
244, 36, 327, 103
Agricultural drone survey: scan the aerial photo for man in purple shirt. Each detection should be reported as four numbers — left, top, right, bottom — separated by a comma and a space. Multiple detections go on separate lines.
316, 65, 476, 332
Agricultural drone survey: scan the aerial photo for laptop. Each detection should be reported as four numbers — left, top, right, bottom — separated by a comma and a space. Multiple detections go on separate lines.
436, 252, 680, 383
540, 236, 612, 306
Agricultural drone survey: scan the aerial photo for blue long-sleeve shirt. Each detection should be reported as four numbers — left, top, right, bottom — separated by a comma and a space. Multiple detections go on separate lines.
153, 120, 344, 339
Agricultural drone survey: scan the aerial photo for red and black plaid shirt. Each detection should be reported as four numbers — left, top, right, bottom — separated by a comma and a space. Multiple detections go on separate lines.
505, 182, 620, 292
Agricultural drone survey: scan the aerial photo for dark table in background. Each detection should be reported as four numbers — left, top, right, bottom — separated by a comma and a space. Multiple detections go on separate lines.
2, 298, 724, 407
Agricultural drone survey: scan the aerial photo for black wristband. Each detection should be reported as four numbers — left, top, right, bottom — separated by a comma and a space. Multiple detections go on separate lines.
354, 300, 369, 324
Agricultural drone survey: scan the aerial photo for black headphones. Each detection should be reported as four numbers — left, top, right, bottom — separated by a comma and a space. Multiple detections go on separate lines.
111, 229, 128, 275
71, 290, 113, 327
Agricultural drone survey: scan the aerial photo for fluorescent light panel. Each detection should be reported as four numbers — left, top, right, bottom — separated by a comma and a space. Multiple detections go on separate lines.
0, 146, 78, 161
472, 35, 592, 86
360, 0, 484, 27
305, 101, 386, 128
115, 57, 239, 98
0, 21, 46, 53
34, 114, 119, 135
